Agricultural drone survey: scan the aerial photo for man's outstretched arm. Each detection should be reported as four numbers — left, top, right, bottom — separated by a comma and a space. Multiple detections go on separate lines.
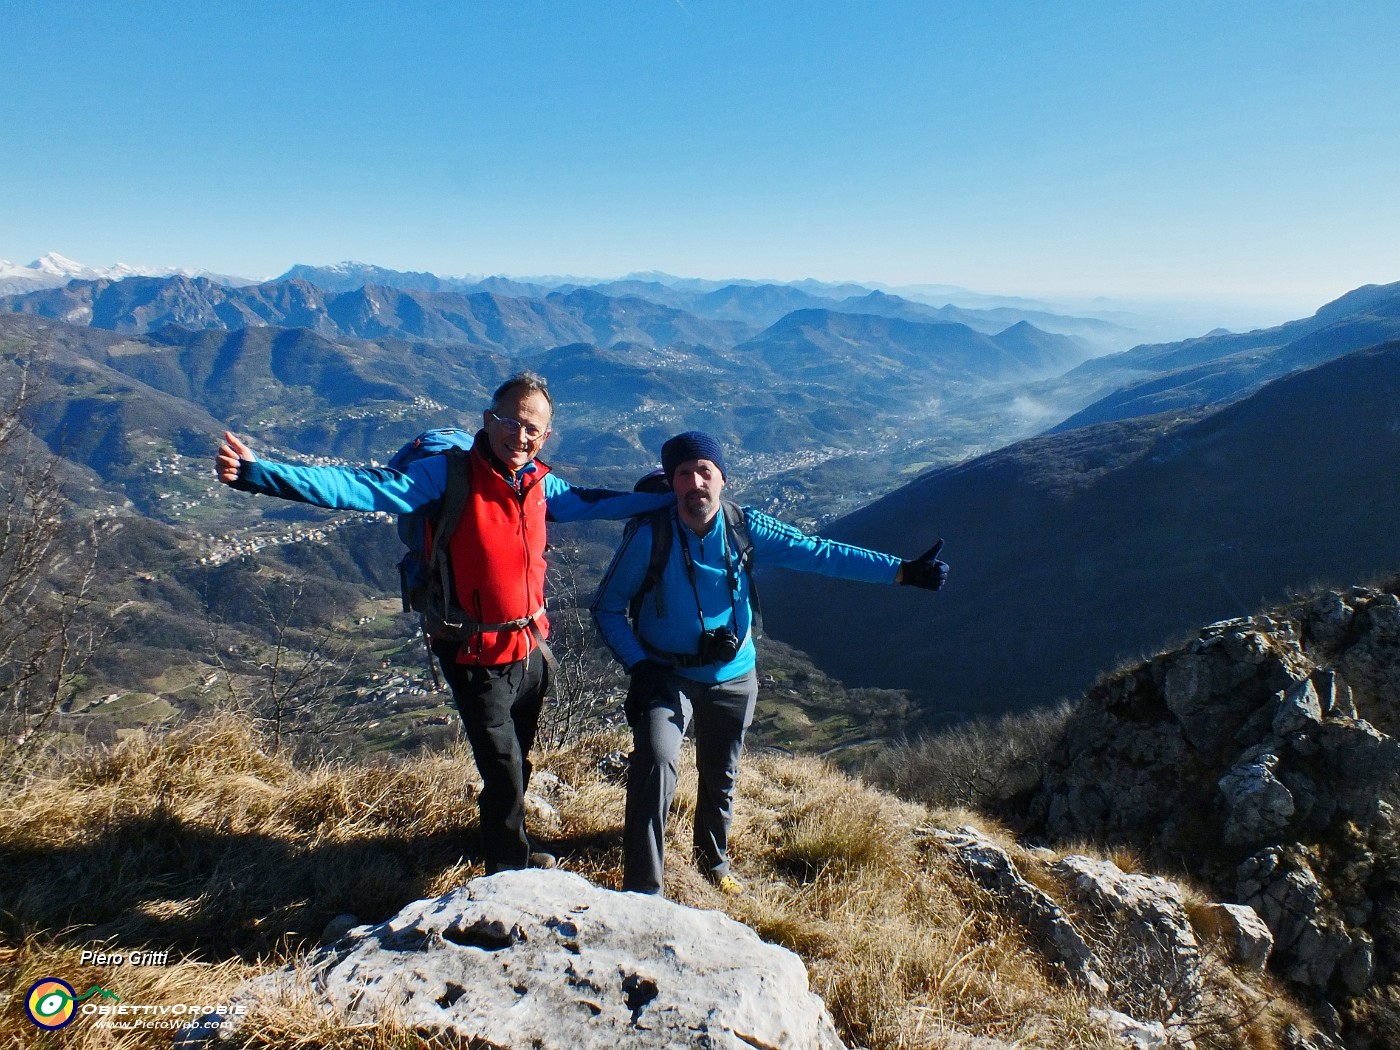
746, 508, 947, 590
541, 473, 673, 522
214, 430, 446, 513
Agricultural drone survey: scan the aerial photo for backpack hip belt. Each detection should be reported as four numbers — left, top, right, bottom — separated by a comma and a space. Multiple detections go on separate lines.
428, 603, 547, 638
426, 602, 557, 672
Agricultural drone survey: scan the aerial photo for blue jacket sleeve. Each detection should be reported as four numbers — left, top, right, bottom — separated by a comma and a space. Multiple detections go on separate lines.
231, 456, 447, 513
541, 472, 674, 522
745, 508, 902, 583
589, 520, 653, 670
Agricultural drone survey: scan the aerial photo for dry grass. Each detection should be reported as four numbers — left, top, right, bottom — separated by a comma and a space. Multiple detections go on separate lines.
865, 702, 1075, 811
0, 712, 1303, 1049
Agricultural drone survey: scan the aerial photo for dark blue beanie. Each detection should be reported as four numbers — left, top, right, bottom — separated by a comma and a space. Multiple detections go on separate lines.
662, 431, 726, 481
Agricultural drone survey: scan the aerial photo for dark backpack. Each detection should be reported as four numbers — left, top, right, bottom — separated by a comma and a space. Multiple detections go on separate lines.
625, 499, 759, 628
388, 428, 474, 619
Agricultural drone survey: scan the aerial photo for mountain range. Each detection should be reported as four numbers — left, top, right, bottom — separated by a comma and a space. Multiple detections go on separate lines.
0, 251, 252, 295
0, 271, 1122, 357
761, 336, 1400, 724
0, 276, 750, 352
0, 290, 1087, 528
6, 267, 1400, 732
3, 251, 1316, 345
1047, 280, 1400, 430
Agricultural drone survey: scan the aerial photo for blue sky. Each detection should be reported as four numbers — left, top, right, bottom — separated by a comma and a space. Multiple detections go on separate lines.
3, 1, 1397, 308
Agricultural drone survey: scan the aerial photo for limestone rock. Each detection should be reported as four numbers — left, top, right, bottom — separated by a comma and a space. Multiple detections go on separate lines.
1051, 855, 1204, 1027
205, 870, 847, 1050
1304, 592, 1355, 651
1198, 903, 1273, 971
1273, 680, 1323, 736
1335, 592, 1400, 734
932, 827, 1238, 1046
318, 913, 363, 946
1219, 750, 1295, 847
1236, 849, 1360, 993
1089, 1007, 1169, 1050
523, 770, 576, 830
934, 827, 1108, 999
1311, 669, 1356, 719
1020, 586, 1400, 1029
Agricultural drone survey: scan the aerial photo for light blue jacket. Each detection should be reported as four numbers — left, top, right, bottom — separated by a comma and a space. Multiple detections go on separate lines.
232, 449, 671, 522
591, 506, 902, 684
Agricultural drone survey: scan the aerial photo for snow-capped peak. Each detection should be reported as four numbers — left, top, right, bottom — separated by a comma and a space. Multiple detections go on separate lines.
0, 252, 258, 295
31, 251, 95, 277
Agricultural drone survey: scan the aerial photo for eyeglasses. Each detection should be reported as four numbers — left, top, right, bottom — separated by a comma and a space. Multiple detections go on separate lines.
488, 411, 548, 442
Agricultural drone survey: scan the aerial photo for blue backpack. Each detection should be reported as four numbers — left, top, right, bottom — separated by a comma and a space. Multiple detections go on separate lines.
387, 428, 475, 617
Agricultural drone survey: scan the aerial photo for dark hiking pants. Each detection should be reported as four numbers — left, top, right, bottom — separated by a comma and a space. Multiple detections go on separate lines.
622, 667, 758, 895
438, 645, 550, 873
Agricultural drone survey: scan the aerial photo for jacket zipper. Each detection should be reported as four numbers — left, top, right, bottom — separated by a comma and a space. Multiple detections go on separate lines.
518, 480, 534, 655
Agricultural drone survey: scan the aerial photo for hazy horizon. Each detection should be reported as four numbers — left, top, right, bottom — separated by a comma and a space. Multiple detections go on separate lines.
4, 2, 1397, 309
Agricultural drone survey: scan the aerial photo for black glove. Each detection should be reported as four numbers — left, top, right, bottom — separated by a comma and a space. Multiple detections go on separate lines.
900, 539, 949, 591
625, 659, 669, 726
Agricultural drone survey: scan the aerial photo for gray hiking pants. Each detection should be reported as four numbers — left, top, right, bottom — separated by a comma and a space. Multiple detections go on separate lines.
622, 667, 758, 895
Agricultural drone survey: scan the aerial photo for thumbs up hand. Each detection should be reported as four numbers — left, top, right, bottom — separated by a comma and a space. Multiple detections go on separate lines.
215, 430, 257, 485
898, 539, 949, 591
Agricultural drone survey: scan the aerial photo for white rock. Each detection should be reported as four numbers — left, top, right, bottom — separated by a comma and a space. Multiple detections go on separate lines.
935, 828, 1108, 998
205, 869, 847, 1050
1090, 1007, 1170, 1049
1052, 855, 1205, 1024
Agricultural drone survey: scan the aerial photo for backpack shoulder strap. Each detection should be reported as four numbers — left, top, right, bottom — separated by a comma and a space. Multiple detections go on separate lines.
721, 500, 753, 570
427, 448, 473, 599
722, 500, 761, 630
628, 507, 674, 623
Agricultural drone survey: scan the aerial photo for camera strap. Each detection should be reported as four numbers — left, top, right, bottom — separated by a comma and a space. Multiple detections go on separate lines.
676, 518, 741, 638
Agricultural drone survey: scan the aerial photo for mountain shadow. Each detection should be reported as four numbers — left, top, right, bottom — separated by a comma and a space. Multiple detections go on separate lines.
760, 338, 1400, 726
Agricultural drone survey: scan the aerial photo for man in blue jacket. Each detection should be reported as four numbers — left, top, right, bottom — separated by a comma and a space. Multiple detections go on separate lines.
591, 431, 948, 896
215, 371, 672, 874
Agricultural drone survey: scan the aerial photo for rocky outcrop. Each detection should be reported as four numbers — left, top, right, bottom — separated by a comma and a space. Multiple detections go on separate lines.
1019, 586, 1400, 1043
1051, 854, 1206, 1029
189, 869, 846, 1050
938, 826, 1267, 1048
935, 828, 1109, 998
1198, 902, 1274, 972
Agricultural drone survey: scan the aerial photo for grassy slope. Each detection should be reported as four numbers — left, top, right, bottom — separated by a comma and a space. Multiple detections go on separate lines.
1, 714, 1312, 1050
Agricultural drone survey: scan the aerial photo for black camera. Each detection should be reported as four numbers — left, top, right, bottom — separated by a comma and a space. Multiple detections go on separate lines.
697, 626, 742, 665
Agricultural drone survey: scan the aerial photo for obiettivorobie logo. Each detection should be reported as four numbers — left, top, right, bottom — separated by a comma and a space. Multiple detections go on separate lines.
24, 978, 120, 1029
22, 975, 247, 1033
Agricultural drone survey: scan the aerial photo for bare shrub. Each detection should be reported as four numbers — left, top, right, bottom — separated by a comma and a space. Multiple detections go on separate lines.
205, 573, 360, 756
0, 359, 103, 779
537, 543, 624, 749
866, 701, 1076, 810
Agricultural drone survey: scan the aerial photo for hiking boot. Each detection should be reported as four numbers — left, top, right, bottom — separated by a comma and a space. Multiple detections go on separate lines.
484, 852, 557, 875
712, 873, 745, 896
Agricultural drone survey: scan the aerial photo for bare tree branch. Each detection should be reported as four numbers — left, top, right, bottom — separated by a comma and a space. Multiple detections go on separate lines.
538, 543, 624, 750
0, 358, 104, 779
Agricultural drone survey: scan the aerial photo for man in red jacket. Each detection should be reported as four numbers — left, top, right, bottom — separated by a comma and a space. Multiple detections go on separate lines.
216, 372, 670, 872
